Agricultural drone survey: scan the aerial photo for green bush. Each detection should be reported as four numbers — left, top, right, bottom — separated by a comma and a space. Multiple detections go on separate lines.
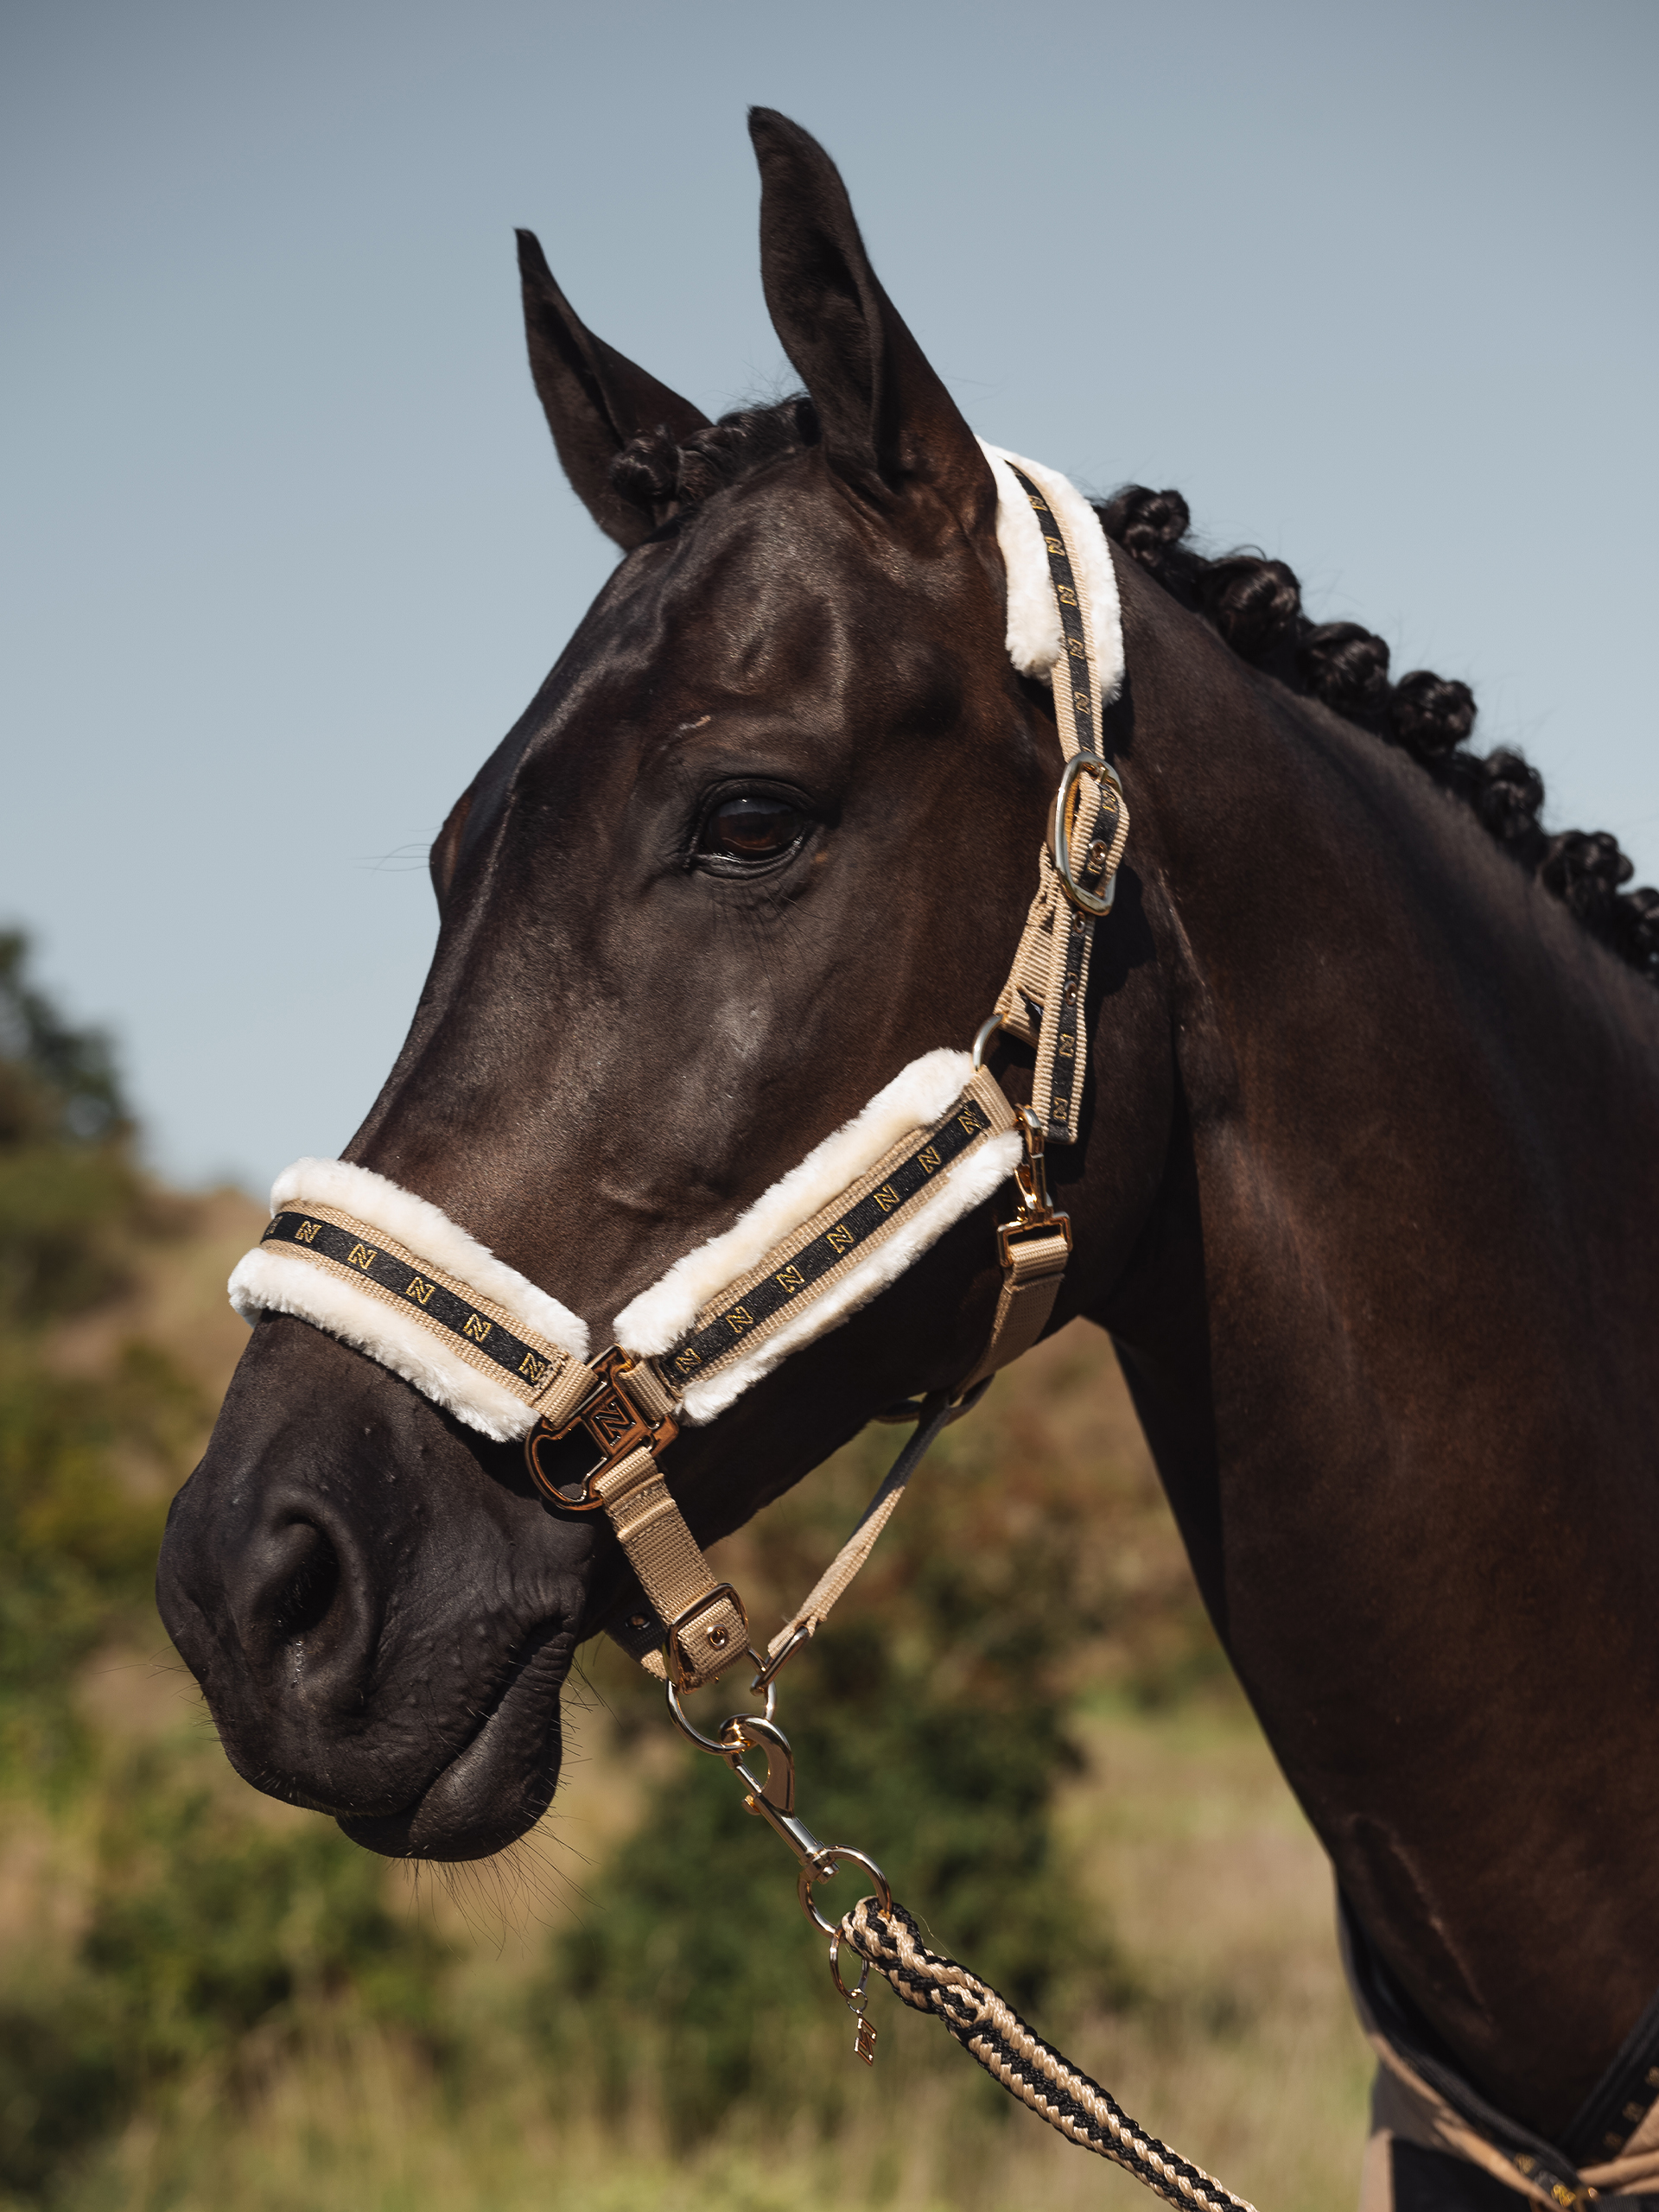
0, 1344, 200, 1792
0, 938, 463, 2198
0, 1743, 454, 2202
0, 931, 147, 1337
83, 1748, 451, 2075
0, 1986, 125, 2201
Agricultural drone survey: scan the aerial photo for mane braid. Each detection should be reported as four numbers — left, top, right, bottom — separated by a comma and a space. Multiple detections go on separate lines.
611, 414, 1658, 984
1097, 484, 1659, 984
610, 397, 820, 523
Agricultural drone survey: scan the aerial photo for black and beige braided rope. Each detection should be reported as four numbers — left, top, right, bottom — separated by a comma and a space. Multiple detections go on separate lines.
840, 1897, 1260, 2212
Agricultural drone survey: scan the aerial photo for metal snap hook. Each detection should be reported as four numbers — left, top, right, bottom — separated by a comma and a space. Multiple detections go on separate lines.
721, 1713, 795, 1814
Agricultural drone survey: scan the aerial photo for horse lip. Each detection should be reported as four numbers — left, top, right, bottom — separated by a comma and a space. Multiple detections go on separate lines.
336, 1618, 577, 1860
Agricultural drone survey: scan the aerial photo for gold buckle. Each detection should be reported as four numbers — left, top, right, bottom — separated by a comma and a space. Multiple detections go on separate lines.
664, 1583, 750, 1691
997, 1215, 1073, 1269
1048, 753, 1122, 917
996, 1106, 1071, 1264
524, 1345, 679, 1510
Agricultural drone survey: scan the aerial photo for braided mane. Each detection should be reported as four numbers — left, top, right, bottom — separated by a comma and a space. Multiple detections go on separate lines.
609, 404, 1659, 986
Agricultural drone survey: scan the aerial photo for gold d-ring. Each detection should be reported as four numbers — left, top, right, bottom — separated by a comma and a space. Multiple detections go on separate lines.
798, 1846, 893, 1936
1049, 753, 1122, 917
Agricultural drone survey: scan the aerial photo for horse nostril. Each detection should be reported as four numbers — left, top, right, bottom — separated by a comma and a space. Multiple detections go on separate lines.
268, 1521, 341, 1645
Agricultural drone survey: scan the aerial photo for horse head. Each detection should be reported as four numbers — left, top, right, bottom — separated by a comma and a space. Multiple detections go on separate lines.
157, 111, 1172, 1863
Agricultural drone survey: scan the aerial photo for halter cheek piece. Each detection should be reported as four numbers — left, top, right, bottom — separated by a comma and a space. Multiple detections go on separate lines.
228, 446, 1129, 1697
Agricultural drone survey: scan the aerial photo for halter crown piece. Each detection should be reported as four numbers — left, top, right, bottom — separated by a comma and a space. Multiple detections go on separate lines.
227, 444, 1129, 1694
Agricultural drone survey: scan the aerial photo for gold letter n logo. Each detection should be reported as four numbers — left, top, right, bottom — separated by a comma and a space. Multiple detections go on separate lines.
295, 1219, 322, 1244
347, 1243, 378, 1271
463, 1313, 492, 1344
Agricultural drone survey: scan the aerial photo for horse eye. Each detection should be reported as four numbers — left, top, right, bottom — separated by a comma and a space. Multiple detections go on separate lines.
699, 797, 808, 863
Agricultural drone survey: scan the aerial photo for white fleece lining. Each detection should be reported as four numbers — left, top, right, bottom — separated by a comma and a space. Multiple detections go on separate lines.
677, 1128, 1023, 1425
247, 1157, 589, 1358
227, 1158, 590, 1446
976, 441, 1125, 709
613, 1048, 977, 1358
227, 1243, 545, 1444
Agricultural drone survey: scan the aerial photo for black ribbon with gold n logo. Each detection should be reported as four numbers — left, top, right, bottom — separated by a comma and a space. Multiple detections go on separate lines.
662, 1095, 996, 1382
260, 1211, 562, 1392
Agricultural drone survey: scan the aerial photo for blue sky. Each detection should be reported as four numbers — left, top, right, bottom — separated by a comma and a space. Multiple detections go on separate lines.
3, 0, 1655, 1191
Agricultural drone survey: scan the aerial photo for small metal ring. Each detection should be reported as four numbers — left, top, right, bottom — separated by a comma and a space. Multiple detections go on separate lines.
970, 1013, 1003, 1071
664, 1676, 731, 1755
664, 1661, 777, 1755
829, 1929, 873, 2008
1049, 753, 1121, 918
798, 1846, 893, 1936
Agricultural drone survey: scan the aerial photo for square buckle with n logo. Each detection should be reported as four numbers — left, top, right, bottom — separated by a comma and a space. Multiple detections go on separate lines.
524, 1345, 679, 1510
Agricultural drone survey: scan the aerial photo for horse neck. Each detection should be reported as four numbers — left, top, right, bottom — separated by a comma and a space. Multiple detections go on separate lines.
1090, 571, 1659, 2129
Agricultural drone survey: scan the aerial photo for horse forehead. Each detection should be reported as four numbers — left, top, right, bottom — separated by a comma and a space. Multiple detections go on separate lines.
548, 495, 973, 753
633, 479, 925, 654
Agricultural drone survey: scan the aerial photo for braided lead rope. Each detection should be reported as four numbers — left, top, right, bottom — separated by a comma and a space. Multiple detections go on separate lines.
840, 1897, 1260, 2212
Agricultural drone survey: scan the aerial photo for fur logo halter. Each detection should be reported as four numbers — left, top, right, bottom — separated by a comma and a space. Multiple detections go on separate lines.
229, 443, 1123, 1440
228, 447, 1128, 1693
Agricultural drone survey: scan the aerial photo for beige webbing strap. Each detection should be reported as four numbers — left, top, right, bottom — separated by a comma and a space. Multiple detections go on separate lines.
247, 1198, 600, 1430
651, 1067, 1014, 1404
988, 469, 1129, 1149
956, 470, 1132, 1387
762, 1392, 964, 1664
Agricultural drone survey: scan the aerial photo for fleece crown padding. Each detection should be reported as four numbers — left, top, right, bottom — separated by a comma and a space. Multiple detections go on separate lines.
976, 441, 1124, 708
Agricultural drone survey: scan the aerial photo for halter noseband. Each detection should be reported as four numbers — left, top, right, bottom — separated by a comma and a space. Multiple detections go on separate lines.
228, 444, 1129, 1695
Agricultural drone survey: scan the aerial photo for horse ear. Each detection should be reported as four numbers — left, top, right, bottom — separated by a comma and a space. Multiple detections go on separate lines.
748, 110, 995, 537
516, 230, 711, 550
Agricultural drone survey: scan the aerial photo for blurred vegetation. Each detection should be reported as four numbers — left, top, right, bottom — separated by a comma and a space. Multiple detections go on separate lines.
0, 929, 1369, 2212
0, 932, 199, 1793
0, 936, 454, 2201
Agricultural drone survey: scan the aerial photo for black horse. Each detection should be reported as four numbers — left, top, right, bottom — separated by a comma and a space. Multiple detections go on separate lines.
159, 109, 1659, 2189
